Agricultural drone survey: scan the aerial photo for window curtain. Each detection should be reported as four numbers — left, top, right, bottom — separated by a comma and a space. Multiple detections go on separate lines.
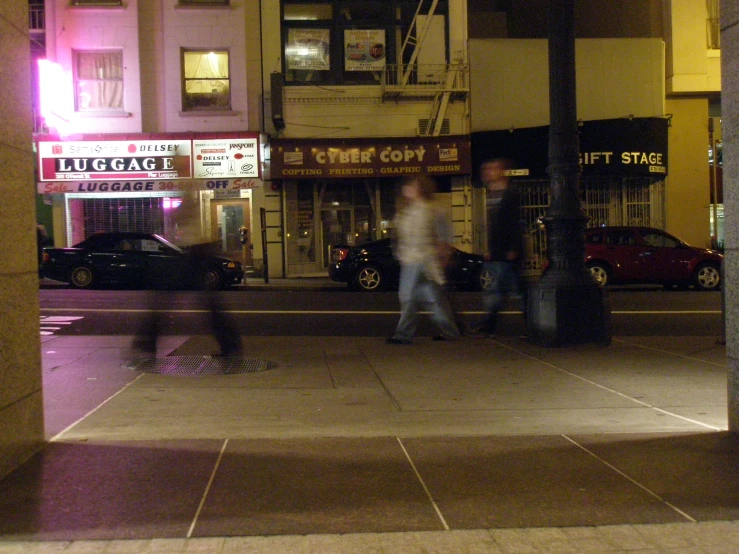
183, 51, 229, 107
76, 52, 123, 110
184, 52, 229, 91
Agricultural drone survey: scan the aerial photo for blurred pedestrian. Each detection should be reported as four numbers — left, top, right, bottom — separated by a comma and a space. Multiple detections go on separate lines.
387, 175, 460, 344
37, 223, 49, 276
133, 194, 242, 357
474, 158, 526, 337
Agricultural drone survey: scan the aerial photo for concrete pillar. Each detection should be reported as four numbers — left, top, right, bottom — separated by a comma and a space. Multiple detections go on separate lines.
0, 2, 44, 478
724, 2, 739, 431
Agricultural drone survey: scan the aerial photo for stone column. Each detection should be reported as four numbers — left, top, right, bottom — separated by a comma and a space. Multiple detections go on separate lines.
723, 2, 739, 431
0, 2, 44, 478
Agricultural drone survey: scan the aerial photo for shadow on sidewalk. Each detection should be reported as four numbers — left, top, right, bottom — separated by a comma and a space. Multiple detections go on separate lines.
2, 433, 739, 541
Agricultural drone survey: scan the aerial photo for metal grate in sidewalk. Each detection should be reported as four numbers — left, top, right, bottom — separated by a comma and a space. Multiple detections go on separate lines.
126, 356, 274, 375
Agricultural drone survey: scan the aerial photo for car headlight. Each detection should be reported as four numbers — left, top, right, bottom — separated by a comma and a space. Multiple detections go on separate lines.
225, 261, 239, 269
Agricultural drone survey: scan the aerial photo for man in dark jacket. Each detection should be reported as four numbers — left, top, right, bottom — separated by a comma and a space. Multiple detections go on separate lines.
475, 158, 526, 336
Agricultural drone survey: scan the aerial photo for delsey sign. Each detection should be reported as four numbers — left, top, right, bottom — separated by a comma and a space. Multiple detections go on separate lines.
193, 139, 259, 179
271, 136, 471, 179
471, 117, 669, 179
38, 140, 192, 181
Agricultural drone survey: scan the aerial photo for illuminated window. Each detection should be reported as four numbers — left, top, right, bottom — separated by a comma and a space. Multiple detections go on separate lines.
281, 1, 447, 85
73, 50, 124, 111
182, 50, 231, 111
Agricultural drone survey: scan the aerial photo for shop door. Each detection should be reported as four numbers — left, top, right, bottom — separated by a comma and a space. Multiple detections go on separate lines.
321, 209, 352, 267
210, 199, 251, 265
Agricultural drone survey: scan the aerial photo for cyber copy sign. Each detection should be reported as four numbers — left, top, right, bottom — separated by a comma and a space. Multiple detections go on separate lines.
38, 140, 192, 181
193, 139, 260, 179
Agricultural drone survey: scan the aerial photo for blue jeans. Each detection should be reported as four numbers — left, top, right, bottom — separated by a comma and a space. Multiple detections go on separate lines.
481, 261, 525, 333
392, 263, 460, 342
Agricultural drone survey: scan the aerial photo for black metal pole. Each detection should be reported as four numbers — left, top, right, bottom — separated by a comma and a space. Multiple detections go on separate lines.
526, 0, 610, 346
260, 207, 269, 284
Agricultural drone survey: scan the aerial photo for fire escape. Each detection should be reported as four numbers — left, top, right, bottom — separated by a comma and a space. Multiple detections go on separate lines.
381, 0, 468, 136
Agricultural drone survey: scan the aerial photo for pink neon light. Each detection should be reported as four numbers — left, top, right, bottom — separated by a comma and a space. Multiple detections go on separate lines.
163, 198, 183, 210
38, 59, 73, 134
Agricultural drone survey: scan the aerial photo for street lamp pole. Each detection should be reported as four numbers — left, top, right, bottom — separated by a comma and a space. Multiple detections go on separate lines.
526, 0, 611, 346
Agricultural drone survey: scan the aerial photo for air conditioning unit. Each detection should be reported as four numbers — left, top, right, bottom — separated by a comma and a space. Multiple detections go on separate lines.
418, 118, 450, 136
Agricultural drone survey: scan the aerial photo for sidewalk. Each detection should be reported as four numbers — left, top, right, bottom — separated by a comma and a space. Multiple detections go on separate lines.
0, 332, 734, 553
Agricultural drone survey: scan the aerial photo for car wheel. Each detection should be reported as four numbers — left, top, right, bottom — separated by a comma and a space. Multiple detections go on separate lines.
586, 261, 611, 287
693, 263, 721, 291
355, 265, 384, 291
476, 267, 495, 292
68, 265, 95, 289
199, 268, 224, 290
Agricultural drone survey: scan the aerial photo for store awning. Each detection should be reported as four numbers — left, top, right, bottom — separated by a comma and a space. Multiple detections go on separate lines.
471, 117, 668, 180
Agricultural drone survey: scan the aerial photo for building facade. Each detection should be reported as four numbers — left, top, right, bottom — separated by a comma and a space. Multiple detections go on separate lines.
260, 0, 473, 276
34, 0, 723, 278
37, 0, 270, 275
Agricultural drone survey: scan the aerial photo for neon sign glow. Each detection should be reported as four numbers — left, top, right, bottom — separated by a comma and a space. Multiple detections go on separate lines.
38, 59, 74, 135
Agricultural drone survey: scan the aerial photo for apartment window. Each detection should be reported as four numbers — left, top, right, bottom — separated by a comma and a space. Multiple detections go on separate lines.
282, 1, 448, 85
74, 51, 124, 111
182, 50, 231, 111
282, 0, 395, 85
707, 0, 720, 50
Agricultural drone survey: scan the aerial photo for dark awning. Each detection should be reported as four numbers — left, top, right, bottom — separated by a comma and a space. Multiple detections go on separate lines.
471, 117, 668, 180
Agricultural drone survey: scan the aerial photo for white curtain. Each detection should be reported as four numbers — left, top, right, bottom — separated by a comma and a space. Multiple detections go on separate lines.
183, 51, 230, 107
76, 51, 123, 110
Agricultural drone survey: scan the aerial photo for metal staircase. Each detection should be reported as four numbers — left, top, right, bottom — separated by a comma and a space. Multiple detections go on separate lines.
381, 0, 468, 136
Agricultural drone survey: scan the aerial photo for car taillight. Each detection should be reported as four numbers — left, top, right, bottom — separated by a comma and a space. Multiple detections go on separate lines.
42, 252, 51, 264
332, 248, 350, 262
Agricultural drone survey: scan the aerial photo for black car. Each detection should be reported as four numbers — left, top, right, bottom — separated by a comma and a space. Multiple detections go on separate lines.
41, 232, 244, 290
328, 238, 493, 292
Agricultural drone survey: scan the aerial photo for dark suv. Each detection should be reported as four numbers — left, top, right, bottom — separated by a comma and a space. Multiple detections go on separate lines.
584, 226, 722, 290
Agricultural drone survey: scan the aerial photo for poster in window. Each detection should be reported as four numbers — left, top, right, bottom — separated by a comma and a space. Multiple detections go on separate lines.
344, 29, 385, 71
287, 29, 330, 71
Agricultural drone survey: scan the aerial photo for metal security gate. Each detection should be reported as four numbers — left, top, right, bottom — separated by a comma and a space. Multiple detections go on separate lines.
65, 193, 183, 246
515, 176, 665, 274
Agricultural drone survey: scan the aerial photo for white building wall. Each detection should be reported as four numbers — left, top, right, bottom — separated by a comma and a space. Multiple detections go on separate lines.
470, 38, 665, 132
161, 0, 251, 132
47, 0, 142, 134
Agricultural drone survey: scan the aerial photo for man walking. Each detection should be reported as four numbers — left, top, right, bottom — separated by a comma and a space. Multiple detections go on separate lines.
475, 158, 526, 336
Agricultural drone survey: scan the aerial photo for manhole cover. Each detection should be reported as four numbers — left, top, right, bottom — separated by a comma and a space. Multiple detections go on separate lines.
125, 356, 274, 375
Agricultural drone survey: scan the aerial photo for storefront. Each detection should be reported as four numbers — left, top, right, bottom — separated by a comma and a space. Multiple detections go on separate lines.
270, 135, 472, 276
471, 117, 669, 272
36, 133, 263, 268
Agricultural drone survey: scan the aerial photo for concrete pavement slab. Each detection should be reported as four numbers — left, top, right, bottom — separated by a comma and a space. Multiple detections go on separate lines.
571, 432, 739, 522
400, 435, 687, 529
192, 438, 443, 537
0, 441, 223, 541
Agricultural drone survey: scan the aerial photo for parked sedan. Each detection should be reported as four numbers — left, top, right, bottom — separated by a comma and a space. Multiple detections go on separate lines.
329, 238, 493, 292
41, 232, 244, 290
584, 226, 722, 290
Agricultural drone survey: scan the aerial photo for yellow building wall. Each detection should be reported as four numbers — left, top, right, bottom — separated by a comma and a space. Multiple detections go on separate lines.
470, 38, 664, 132
665, 97, 711, 248
664, 0, 721, 94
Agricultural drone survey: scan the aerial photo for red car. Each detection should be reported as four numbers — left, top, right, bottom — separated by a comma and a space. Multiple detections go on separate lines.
584, 226, 723, 290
